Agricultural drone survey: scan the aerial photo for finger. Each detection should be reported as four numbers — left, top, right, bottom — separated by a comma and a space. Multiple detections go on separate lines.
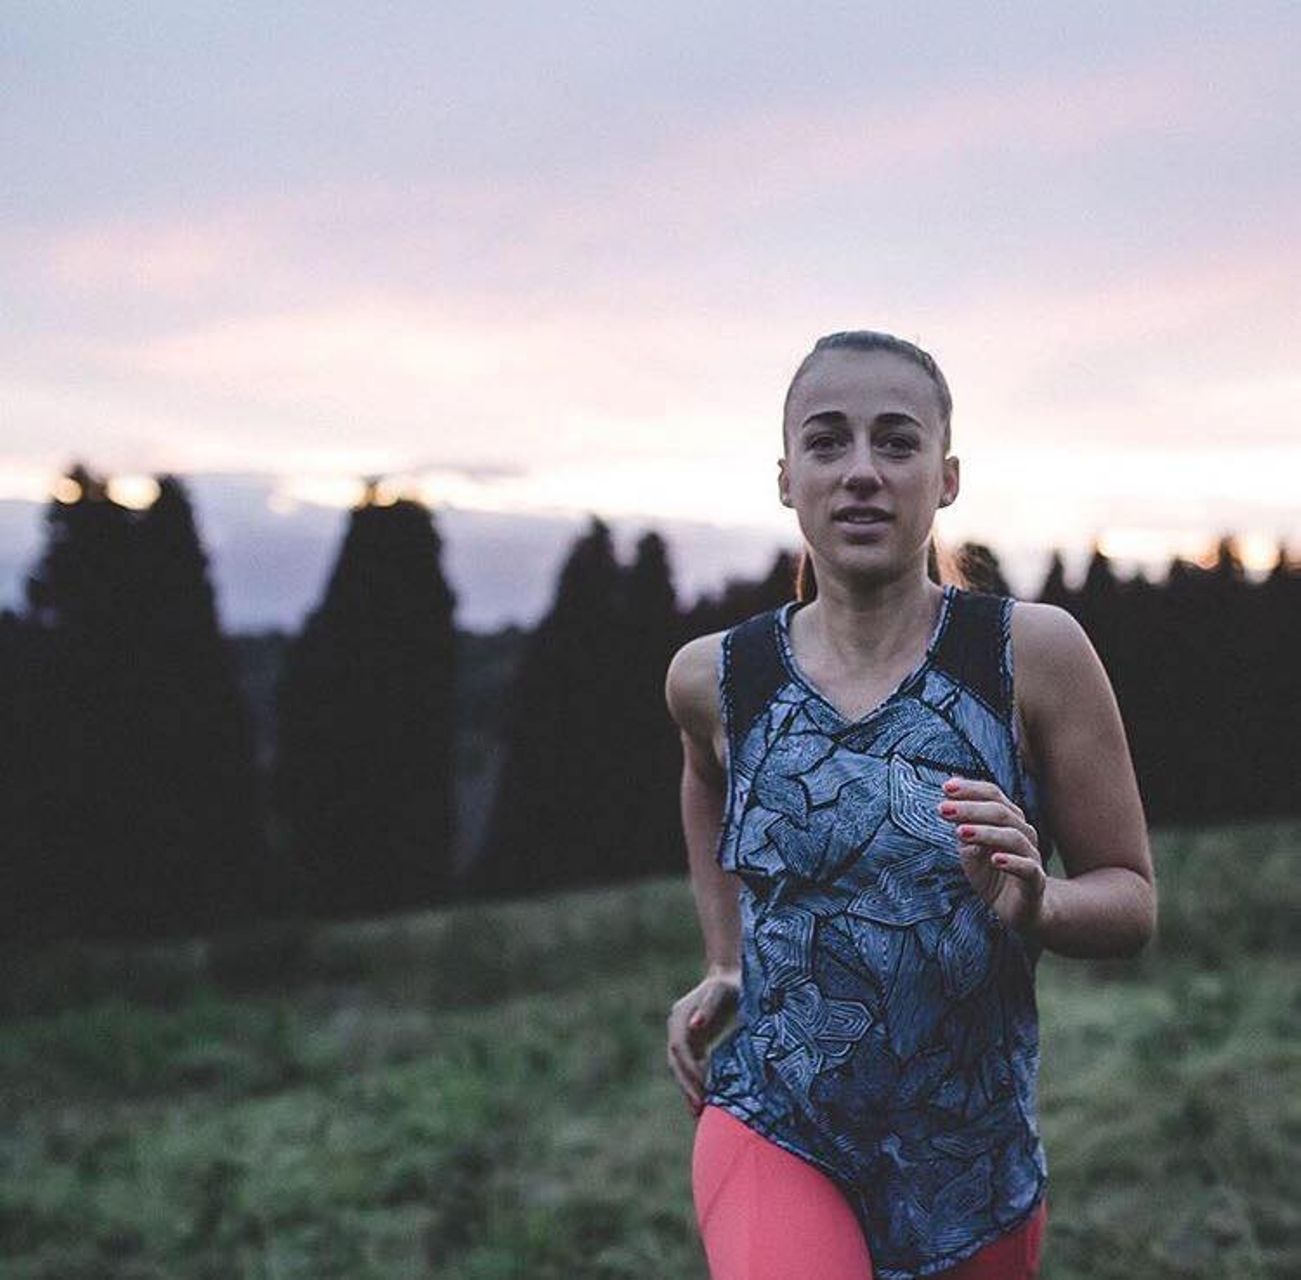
989, 850, 1046, 884
686, 1006, 716, 1052
954, 822, 1040, 860
669, 1033, 704, 1083
943, 775, 1026, 813
942, 776, 1006, 800
668, 1039, 704, 1099
666, 1051, 701, 1108
937, 797, 1032, 836
670, 1000, 706, 1036
674, 1061, 702, 1115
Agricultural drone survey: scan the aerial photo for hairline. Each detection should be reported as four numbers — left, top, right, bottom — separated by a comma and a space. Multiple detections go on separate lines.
782, 349, 953, 455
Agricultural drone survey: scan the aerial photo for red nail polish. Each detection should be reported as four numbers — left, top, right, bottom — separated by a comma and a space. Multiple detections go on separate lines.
958, 825, 974, 838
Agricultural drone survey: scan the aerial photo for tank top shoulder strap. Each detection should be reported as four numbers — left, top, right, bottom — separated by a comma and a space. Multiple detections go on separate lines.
930, 586, 1014, 722
934, 587, 1050, 857
718, 606, 787, 763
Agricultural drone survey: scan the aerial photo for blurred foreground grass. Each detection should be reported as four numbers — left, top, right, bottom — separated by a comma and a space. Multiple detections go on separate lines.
1, 819, 1297, 1278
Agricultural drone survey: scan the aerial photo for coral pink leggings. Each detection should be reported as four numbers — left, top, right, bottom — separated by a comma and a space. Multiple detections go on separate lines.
693, 1105, 1047, 1279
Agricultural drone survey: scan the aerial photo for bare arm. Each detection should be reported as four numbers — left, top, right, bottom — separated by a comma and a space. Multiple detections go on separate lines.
663, 635, 742, 1114
1015, 602, 1157, 958
665, 635, 741, 977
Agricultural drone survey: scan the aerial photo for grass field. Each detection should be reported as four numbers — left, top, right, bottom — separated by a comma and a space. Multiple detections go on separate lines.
1, 819, 1297, 1278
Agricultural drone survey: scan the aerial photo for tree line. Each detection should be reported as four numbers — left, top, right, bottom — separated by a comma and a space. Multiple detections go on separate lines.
1, 464, 1295, 944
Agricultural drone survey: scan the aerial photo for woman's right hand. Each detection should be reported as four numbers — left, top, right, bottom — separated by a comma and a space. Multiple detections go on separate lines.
667, 966, 741, 1118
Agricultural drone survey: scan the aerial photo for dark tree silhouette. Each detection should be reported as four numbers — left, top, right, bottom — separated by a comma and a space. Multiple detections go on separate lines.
1256, 540, 1300, 819
0, 608, 66, 940
681, 547, 800, 638
615, 530, 688, 879
9, 459, 1297, 925
128, 476, 270, 932
15, 466, 264, 940
1036, 550, 1074, 611
469, 516, 639, 899
275, 486, 457, 921
18, 464, 141, 938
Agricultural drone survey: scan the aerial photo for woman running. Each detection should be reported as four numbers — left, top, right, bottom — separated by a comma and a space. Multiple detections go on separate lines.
663, 330, 1156, 1279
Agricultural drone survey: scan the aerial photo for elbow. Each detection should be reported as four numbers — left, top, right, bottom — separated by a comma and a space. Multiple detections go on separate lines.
1128, 874, 1158, 956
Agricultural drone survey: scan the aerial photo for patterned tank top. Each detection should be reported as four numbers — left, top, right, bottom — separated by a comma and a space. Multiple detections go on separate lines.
703, 583, 1052, 1279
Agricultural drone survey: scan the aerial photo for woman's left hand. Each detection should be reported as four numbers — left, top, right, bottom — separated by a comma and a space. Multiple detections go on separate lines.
936, 777, 1047, 934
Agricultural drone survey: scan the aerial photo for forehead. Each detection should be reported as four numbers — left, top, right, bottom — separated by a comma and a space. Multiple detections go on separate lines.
787, 348, 943, 430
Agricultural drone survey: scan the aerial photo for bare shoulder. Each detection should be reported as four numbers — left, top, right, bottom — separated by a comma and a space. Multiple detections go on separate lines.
1009, 600, 1106, 708
664, 630, 724, 736
1008, 600, 1108, 775
1009, 598, 1086, 659
1007, 599, 1153, 892
664, 630, 726, 769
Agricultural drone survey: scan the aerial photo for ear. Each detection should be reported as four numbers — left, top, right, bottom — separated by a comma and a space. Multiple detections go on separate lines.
938, 455, 960, 507
777, 457, 792, 507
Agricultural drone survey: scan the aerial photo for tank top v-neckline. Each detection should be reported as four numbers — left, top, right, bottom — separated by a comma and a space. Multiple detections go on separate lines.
773, 582, 957, 729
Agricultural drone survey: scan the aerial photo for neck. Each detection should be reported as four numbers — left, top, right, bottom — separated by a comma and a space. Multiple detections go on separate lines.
797, 573, 945, 673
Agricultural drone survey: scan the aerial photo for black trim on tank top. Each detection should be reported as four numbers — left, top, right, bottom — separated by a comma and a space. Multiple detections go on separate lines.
721, 587, 1020, 764
720, 608, 788, 761
930, 587, 1011, 719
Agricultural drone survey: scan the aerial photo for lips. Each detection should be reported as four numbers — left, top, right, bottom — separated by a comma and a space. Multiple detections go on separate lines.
832, 507, 893, 524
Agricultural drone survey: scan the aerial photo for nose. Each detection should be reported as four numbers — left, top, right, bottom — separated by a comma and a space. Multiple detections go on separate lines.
842, 434, 882, 491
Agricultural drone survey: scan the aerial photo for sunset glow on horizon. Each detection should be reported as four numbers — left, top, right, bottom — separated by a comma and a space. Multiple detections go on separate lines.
3, 3, 1298, 623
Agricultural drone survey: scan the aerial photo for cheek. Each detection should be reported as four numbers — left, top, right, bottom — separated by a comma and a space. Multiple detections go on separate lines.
786, 468, 829, 500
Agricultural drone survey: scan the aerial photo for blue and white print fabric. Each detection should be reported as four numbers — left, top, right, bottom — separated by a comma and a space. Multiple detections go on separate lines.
703, 584, 1052, 1279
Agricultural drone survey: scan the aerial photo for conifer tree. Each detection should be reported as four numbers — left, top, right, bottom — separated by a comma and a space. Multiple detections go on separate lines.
1036, 550, 1074, 610
470, 516, 629, 899
23, 465, 149, 937
131, 476, 269, 932
682, 547, 800, 638
0, 609, 61, 939
756, 547, 801, 611
617, 530, 687, 879
19, 466, 263, 939
275, 485, 456, 920
1257, 541, 1299, 818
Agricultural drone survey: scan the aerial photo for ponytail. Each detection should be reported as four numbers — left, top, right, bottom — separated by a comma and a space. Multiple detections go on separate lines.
795, 545, 817, 601
929, 533, 969, 588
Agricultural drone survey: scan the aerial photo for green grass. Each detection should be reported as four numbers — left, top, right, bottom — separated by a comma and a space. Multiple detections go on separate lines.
1, 820, 1297, 1278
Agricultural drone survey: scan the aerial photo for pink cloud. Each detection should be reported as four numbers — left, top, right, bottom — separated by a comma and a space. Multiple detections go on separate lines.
43, 211, 264, 298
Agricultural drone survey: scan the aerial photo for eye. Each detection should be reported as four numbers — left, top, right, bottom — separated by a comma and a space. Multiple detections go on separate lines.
807, 434, 840, 451
880, 435, 918, 455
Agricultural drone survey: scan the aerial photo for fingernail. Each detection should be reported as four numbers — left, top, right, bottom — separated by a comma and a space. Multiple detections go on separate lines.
938, 801, 957, 816
958, 825, 974, 838
943, 779, 961, 792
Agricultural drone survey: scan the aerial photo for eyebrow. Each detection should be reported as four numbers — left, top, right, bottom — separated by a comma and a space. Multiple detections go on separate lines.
799, 410, 925, 431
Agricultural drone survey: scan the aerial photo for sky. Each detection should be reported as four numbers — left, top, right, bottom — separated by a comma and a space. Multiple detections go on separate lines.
2, 2, 1298, 629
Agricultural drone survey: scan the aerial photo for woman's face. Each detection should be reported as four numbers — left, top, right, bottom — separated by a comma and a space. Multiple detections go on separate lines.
777, 347, 959, 585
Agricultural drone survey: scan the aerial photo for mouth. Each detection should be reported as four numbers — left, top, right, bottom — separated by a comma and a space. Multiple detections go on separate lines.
832, 508, 893, 526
